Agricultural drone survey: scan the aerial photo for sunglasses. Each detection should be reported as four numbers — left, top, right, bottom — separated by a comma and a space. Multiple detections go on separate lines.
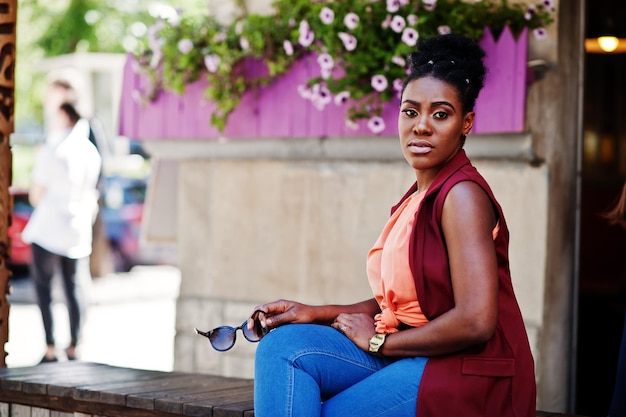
194, 310, 270, 351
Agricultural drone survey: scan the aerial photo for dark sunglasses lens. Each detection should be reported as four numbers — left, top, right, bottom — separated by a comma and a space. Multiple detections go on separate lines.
209, 327, 236, 351
242, 318, 268, 342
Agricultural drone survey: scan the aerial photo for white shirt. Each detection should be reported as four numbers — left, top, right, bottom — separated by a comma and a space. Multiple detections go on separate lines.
22, 119, 102, 259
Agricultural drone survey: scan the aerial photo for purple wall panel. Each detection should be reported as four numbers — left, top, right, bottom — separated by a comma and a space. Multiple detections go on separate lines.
118, 27, 528, 140
473, 27, 528, 134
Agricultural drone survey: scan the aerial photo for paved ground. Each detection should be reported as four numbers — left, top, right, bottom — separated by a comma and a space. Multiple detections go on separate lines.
5, 264, 180, 371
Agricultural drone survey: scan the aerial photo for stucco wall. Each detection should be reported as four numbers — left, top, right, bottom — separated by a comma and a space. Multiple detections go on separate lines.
157, 135, 549, 383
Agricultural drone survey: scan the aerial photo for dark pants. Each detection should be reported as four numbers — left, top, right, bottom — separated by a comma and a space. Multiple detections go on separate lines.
610, 312, 626, 417
29, 243, 84, 347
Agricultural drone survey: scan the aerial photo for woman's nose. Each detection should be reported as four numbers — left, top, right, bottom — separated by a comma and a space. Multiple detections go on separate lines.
414, 115, 431, 135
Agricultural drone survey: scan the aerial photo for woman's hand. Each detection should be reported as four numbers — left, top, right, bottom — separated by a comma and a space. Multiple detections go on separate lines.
331, 313, 376, 352
250, 299, 317, 329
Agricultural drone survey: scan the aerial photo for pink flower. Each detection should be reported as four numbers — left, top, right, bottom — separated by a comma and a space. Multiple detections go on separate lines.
393, 78, 404, 92
524, 5, 535, 20
317, 53, 335, 70
381, 14, 391, 29
390, 15, 406, 33
283, 40, 294, 56
177, 39, 193, 54
438, 25, 451, 35
297, 84, 312, 99
391, 55, 406, 67
204, 54, 221, 73
334, 91, 350, 106
299, 21, 315, 47
533, 27, 548, 40
401, 28, 419, 46
320, 7, 335, 25
345, 119, 359, 131
386, 0, 400, 13
338, 32, 358, 51
407, 14, 418, 26
344, 12, 360, 30
371, 75, 388, 92
239, 36, 250, 50
368, 116, 386, 134
542, 0, 554, 8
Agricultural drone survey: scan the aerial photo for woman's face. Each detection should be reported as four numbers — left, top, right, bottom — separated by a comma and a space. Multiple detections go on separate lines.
398, 76, 474, 175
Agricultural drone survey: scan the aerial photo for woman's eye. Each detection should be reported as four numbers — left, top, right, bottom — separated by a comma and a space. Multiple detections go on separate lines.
433, 111, 448, 119
402, 108, 417, 117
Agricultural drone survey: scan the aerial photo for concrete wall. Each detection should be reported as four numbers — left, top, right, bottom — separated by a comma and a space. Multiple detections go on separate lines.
145, 134, 550, 383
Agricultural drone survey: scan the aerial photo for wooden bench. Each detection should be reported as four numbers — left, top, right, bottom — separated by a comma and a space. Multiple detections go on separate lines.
0, 361, 584, 417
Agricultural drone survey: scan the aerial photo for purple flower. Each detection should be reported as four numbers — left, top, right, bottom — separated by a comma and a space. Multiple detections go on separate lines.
368, 116, 386, 134
371, 75, 388, 92
401, 28, 419, 46
390, 15, 406, 33
177, 39, 193, 54
524, 5, 535, 20
344, 12, 360, 30
320, 7, 335, 24
386, 0, 400, 13
399, 0, 410, 5
541, 0, 554, 9
533, 27, 548, 40
283, 40, 294, 56
321, 68, 332, 80
334, 91, 350, 106
407, 14, 418, 26
391, 55, 406, 67
204, 54, 221, 73
438, 25, 451, 35
422, 0, 437, 11
213, 32, 227, 43
338, 32, 358, 51
317, 52, 335, 70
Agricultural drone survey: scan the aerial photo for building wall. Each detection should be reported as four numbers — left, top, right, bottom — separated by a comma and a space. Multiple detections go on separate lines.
155, 135, 550, 389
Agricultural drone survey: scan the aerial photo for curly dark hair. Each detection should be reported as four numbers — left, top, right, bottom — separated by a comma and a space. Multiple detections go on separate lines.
402, 33, 487, 113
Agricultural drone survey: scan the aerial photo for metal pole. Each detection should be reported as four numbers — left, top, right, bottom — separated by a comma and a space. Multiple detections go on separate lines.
0, 0, 17, 368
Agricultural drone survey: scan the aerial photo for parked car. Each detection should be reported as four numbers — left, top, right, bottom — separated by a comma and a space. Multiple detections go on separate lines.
8, 188, 33, 270
100, 175, 147, 272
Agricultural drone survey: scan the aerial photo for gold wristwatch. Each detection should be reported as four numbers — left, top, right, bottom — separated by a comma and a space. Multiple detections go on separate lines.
368, 333, 387, 356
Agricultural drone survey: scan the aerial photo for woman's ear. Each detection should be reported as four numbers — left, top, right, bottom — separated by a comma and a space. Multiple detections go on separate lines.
462, 111, 475, 136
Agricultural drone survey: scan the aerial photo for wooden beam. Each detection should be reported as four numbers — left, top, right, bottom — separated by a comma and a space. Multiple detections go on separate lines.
0, 0, 17, 368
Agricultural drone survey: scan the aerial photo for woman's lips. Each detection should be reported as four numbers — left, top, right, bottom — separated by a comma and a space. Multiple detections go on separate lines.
407, 140, 433, 154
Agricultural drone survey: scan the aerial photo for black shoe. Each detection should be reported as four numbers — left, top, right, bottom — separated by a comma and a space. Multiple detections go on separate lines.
39, 355, 58, 364
65, 348, 77, 361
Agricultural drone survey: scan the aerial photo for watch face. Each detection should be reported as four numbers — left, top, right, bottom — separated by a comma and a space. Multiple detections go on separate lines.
369, 333, 386, 352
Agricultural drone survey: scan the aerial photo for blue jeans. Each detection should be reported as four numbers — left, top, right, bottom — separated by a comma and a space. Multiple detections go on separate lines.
254, 324, 428, 417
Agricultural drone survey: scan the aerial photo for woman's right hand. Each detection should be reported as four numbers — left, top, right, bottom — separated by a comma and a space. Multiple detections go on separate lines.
251, 300, 316, 329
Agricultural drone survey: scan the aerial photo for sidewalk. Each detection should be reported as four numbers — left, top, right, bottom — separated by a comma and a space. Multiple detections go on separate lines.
5, 264, 180, 371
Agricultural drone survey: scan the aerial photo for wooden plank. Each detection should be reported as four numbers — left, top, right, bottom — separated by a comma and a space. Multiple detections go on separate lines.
125, 375, 252, 411
73, 370, 184, 403
154, 384, 254, 415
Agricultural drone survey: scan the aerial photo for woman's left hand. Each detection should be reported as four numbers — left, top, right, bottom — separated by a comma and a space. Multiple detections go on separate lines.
331, 313, 376, 351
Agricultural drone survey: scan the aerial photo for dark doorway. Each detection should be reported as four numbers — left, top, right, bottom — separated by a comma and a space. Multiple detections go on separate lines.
577, 1, 626, 415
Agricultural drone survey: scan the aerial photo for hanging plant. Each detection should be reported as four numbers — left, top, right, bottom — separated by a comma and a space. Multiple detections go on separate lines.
131, 0, 555, 134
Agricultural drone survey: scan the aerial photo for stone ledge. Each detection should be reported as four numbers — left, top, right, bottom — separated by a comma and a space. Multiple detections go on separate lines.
141, 133, 535, 163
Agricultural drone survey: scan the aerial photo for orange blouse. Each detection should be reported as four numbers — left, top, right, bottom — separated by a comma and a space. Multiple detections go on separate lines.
367, 191, 429, 333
